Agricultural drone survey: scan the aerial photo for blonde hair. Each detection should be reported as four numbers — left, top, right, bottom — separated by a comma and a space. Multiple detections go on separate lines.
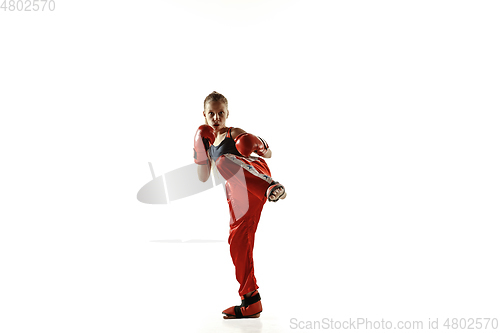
204, 91, 228, 111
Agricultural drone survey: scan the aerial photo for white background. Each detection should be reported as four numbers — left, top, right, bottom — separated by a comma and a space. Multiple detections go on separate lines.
1, 0, 499, 332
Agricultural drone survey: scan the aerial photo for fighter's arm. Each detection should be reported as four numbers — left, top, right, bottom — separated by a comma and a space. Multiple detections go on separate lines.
194, 125, 214, 182
232, 127, 272, 158
231, 127, 246, 138
197, 161, 211, 182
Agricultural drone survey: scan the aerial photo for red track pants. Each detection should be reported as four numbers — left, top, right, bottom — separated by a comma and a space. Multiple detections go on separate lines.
216, 154, 272, 296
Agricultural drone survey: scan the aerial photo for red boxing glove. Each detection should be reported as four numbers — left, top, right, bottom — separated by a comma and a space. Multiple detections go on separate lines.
193, 125, 215, 165
234, 133, 269, 158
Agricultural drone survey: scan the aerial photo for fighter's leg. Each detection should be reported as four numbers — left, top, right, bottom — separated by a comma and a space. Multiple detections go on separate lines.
223, 192, 265, 319
226, 187, 265, 296
218, 155, 271, 203
218, 154, 287, 203
266, 181, 287, 202
222, 289, 263, 319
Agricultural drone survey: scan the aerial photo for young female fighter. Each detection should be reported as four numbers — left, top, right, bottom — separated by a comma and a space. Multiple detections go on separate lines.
193, 91, 286, 319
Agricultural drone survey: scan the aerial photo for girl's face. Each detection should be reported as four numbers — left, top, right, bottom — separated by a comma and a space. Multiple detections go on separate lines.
204, 101, 229, 131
